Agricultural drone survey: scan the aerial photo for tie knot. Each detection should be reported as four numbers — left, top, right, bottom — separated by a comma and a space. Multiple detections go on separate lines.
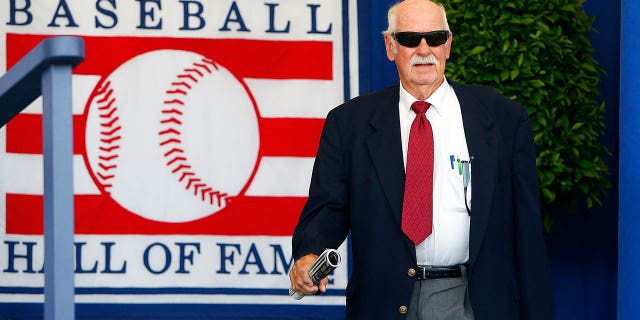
411, 101, 430, 114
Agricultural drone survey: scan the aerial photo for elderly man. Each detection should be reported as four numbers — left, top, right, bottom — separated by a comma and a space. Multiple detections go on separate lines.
289, 0, 554, 319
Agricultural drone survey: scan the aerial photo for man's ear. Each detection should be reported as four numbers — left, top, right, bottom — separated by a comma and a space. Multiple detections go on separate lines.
384, 34, 396, 61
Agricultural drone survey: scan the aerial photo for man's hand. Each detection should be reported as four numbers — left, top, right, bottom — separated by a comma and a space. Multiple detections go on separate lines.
289, 254, 330, 296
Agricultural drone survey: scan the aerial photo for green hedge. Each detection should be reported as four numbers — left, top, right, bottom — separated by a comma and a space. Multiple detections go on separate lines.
439, 0, 610, 230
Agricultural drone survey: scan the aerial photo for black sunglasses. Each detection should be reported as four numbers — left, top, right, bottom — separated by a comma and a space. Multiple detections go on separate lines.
392, 30, 450, 48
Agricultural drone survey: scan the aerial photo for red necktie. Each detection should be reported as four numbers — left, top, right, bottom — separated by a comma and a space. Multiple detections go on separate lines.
402, 101, 433, 245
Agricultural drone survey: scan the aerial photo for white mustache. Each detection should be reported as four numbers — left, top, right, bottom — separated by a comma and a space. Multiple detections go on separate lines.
410, 55, 438, 66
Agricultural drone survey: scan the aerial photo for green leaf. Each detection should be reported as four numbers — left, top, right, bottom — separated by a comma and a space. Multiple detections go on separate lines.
530, 79, 545, 88
517, 53, 524, 67
536, 112, 548, 127
559, 116, 569, 129
559, 4, 577, 13
542, 187, 556, 202
571, 122, 584, 130
501, 70, 510, 81
510, 18, 535, 25
581, 63, 597, 73
510, 68, 519, 80
578, 160, 595, 169
469, 46, 487, 55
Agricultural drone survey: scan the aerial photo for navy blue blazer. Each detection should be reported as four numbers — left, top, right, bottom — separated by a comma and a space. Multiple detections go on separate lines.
292, 81, 554, 319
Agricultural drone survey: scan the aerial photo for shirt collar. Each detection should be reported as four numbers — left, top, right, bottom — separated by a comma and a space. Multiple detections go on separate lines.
399, 77, 452, 117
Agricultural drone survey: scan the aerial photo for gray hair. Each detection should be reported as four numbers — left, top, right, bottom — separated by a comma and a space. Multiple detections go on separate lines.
382, 0, 450, 36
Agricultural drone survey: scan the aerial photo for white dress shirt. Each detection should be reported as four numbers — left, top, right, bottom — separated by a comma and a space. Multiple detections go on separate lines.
399, 78, 471, 266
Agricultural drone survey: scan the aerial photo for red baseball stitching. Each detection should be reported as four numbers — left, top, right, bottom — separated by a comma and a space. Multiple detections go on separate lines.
159, 58, 229, 207
95, 80, 122, 192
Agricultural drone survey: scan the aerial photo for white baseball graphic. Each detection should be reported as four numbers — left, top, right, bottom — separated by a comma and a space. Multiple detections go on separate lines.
84, 49, 260, 223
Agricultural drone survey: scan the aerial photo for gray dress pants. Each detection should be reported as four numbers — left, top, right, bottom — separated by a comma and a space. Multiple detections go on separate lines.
406, 265, 474, 320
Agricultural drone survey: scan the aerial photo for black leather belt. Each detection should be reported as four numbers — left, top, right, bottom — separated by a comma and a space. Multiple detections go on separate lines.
416, 265, 462, 280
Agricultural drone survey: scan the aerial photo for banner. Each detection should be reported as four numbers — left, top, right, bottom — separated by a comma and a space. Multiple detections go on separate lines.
0, 0, 358, 317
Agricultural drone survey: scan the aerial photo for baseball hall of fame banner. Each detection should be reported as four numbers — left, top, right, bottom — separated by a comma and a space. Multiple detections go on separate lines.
0, 0, 357, 318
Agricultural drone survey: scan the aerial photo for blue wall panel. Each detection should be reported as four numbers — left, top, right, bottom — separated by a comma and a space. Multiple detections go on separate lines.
619, 0, 639, 318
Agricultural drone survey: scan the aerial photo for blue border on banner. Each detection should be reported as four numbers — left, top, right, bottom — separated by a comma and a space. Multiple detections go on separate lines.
0, 303, 347, 320
342, 0, 351, 101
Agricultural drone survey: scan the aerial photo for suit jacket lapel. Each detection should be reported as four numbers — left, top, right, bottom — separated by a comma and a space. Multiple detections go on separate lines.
365, 87, 407, 232
451, 82, 499, 268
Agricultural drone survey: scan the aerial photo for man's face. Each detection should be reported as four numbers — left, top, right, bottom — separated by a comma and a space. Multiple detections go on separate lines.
384, 0, 451, 98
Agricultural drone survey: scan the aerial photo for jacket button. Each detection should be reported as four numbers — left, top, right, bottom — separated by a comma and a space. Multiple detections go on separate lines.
407, 268, 416, 277
399, 305, 408, 314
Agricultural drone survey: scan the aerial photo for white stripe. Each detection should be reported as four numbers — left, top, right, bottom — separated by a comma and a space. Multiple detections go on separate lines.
76, 294, 346, 305
245, 157, 314, 197
0, 33, 5, 73
0, 127, 6, 234
0, 294, 346, 305
0, 294, 42, 303
21, 75, 101, 115
245, 79, 338, 118
348, 0, 360, 98
0, 156, 314, 197
0, 192, 5, 234
0, 154, 99, 195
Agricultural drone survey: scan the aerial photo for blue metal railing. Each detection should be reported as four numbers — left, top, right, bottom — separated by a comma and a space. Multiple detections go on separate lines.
0, 36, 85, 320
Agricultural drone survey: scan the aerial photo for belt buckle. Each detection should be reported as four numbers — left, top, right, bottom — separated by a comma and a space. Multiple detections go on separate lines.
417, 266, 432, 280
417, 265, 462, 280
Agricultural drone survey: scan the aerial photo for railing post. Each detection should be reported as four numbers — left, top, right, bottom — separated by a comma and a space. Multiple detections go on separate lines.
42, 63, 76, 320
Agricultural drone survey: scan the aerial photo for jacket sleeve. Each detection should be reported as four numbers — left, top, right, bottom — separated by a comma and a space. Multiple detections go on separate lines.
292, 109, 351, 260
512, 106, 555, 319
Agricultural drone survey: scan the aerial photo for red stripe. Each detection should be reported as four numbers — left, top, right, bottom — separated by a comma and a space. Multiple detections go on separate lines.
6, 114, 87, 155
6, 194, 304, 236
259, 118, 324, 157
7, 34, 333, 80
6, 114, 321, 157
